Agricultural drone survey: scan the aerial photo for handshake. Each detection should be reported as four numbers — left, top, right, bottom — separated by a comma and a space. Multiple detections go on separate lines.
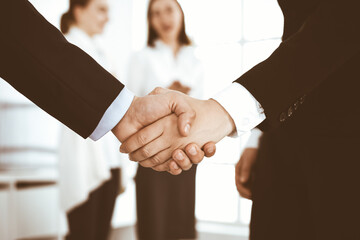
112, 87, 236, 175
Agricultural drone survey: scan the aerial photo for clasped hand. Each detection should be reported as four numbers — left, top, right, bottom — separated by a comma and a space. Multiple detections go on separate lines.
112, 88, 236, 175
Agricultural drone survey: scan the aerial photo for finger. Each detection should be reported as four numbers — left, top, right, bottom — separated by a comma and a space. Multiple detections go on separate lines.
170, 93, 196, 137
235, 159, 242, 178
129, 136, 171, 162
235, 159, 243, 187
172, 149, 193, 171
151, 159, 182, 175
149, 89, 195, 137
236, 183, 252, 200
183, 143, 204, 164
203, 142, 216, 158
151, 159, 171, 172
235, 165, 252, 198
168, 160, 183, 175
240, 150, 257, 183
139, 147, 172, 168
240, 157, 252, 184
120, 121, 164, 154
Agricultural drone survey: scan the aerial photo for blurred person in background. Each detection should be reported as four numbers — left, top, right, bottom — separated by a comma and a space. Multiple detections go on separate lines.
59, 0, 125, 239
126, 0, 204, 239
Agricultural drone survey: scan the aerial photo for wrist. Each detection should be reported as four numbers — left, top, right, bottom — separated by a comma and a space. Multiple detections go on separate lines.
112, 95, 138, 142
208, 99, 236, 137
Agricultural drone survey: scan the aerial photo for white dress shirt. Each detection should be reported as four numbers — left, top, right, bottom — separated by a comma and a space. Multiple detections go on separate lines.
245, 128, 263, 148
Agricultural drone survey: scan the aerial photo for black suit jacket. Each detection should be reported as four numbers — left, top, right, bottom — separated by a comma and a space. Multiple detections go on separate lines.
237, 0, 360, 136
0, 0, 124, 138
241, 2, 360, 238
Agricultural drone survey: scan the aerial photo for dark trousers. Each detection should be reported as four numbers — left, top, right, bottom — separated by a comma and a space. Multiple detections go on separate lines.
250, 130, 360, 240
135, 165, 197, 240
66, 168, 120, 240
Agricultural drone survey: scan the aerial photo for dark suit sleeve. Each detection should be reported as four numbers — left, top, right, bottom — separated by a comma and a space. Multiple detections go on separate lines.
0, 0, 124, 138
236, 0, 360, 130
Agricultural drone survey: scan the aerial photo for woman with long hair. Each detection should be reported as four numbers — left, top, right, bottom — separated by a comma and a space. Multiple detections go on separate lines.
59, 1, 123, 239
127, 0, 204, 239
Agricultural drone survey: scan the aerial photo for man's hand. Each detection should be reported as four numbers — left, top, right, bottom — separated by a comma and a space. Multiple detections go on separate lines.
160, 142, 217, 175
120, 92, 235, 174
112, 88, 196, 143
111, 87, 216, 174
235, 148, 258, 200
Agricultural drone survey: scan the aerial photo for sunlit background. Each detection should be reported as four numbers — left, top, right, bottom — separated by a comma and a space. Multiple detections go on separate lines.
0, 0, 283, 239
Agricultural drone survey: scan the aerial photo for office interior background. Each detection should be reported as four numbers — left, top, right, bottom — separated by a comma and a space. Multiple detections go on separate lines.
0, 0, 283, 239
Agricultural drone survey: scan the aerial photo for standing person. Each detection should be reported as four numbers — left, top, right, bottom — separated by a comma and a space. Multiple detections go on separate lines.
58, 1, 123, 239
126, 0, 204, 239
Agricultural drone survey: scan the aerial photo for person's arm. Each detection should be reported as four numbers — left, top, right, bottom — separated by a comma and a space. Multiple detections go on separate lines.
234, 0, 360, 130
0, 0, 202, 152
0, 0, 124, 138
168, 1, 360, 170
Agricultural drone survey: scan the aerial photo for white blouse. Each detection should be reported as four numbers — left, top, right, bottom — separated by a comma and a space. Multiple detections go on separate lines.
126, 40, 204, 99
58, 27, 123, 212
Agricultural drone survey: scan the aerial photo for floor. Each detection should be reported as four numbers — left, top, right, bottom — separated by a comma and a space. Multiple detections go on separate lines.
110, 226, 248, 240
18, 226, 248, 240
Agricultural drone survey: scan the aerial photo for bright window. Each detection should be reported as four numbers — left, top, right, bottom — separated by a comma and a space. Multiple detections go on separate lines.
177, 0, 284, 231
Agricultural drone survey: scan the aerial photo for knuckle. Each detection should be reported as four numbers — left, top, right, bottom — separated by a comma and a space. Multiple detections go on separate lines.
140, 160, 151, 168
128, 153, 135, 161
154, 87, 163, 94
151, 155, 162, 166
191, 109, 196, 119
137, 134, 147, 146
120, 145, 127, 153
168, 168, 181, 175
153, 164, 168, 172
152, 166, 161, 172
140, 147, 151, 159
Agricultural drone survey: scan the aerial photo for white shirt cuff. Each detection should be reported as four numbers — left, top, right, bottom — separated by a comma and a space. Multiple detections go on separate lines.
245, 128, 263, 148
89, 87, 135, 141
212, 83, 266, 136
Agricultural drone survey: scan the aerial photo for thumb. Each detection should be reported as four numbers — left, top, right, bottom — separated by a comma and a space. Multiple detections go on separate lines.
149, 87, 196, 136
171, 93, 196, 137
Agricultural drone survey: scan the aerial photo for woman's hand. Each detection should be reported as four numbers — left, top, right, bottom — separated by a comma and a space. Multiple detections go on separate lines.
168, 80, 191, 94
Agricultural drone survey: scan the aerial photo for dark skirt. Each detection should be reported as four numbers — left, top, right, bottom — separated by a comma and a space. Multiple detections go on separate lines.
135, 164, 197, 240
66, 168, 120, 240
